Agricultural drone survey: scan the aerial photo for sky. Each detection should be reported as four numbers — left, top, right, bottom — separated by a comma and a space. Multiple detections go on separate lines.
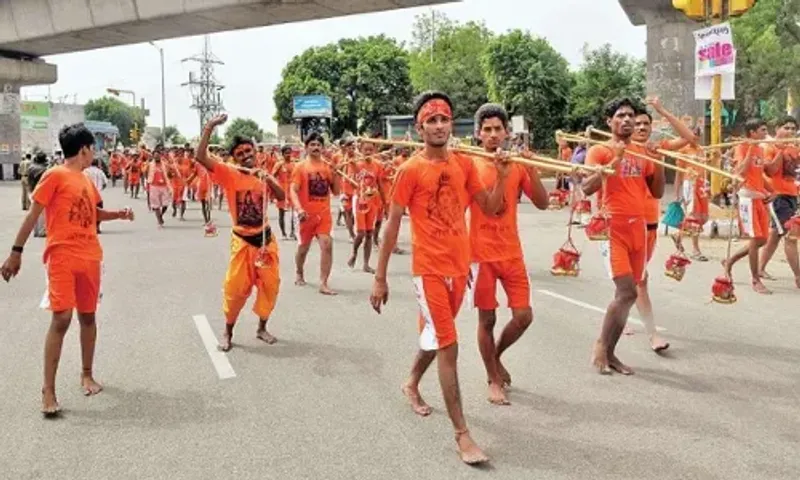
21, 0, 646, 139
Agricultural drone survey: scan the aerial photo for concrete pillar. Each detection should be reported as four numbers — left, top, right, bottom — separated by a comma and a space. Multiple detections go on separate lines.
640, 9, 705, 124
0, 57, 56, 179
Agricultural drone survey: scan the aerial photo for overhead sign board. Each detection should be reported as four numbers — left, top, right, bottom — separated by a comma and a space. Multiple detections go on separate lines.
21, 101, 50, 130
293, 95, 333, 118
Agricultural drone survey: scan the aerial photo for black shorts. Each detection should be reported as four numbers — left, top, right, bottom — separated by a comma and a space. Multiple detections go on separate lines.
771, 195, 798, 233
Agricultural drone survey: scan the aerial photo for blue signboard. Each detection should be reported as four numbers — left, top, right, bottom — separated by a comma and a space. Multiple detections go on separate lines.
293, 95, 333, 118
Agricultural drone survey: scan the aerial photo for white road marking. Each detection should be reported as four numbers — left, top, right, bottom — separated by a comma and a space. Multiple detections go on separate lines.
536, 289, 666, 332
192, 314, 237, 380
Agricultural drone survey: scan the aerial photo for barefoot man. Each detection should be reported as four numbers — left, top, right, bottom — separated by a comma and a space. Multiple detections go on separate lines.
291, 132, 340, 295
723, 118, 772, 294
347, 140, 385, 273
370, 92, 508, 465
1, 123, 134, 415
628, 96, 697, 352
759, 116, 800, 287
470, 103, 548, 405
195, 115, 286, 352
582, 98, 664, 375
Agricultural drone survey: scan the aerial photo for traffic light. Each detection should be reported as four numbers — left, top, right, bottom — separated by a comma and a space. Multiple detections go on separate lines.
672, 0, 705, 20
729, 0, 757, 17
130, 123, 140, 143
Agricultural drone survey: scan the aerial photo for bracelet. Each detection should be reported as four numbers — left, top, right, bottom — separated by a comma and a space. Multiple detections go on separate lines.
11, 245, 23, 254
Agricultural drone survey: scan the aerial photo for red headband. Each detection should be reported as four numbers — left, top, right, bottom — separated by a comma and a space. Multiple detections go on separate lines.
417, 99, 452, 124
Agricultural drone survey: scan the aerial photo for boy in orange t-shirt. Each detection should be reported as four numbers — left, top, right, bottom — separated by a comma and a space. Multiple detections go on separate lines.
195, 115, 287, 352
582, 98, 664, 376
370, 92, 507, 465
758, 116, 800, 287
290, 132, 341, 295
470, 103, 549, 406
724, 118, 772, 294
1, 123, 134, 416
271, 145, 297, 240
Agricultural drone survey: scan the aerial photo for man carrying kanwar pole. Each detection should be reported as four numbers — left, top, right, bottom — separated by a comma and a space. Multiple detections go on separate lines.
628, 96, 697, 352
290, 132, 340, 295
723, 118, 772, 294
469, 103, 549, 406
347, 138, 385, 273
758, 116, 800, 288
1, 123, 135, 416
582, 98, 665, 375
195, 114, 286, 352
370, 91, 508, 465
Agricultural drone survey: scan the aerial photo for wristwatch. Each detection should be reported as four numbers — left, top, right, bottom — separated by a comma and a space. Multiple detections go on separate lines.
11, 245, 23, 254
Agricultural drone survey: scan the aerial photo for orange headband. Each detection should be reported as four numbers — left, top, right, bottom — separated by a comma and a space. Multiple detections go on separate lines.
417, 99, 452, 124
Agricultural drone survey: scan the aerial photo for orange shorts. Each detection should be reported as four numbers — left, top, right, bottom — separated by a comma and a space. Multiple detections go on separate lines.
128, 175, 140, 186
413, 275, 467, 351
275, 199, 290, 210
298, 211, 332, 246
341, 195, 353, 212
600, 216, 647, 281
353, 197, 378, 232
45, 256, 101, 313
646, 226, 657, 263
172, 185, 184, 203
197, 187, 210, 201
470, 257, 530, 310
738, 197, 769, 240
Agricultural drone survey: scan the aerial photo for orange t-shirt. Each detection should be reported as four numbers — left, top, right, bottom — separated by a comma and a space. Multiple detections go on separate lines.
733, 143, 767, 194
110, 155, 121, 175
338, 155, 357, 196
560, 147, 573, 162
585, 143, 655, 218
273, 160, 294, 191
212, 162, 270, 237
469, 160, 534, 263
149, 162, 168, 186
354, 159, 384, 205
291, 159, 335, 215
764, 144, 799, 196
128, 160, 142, 179
32, 166, 103, 263
392, 152, 483, 277
194, 162, 211, 190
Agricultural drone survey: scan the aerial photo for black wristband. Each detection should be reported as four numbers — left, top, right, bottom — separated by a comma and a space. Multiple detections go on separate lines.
11, 245, 23, 254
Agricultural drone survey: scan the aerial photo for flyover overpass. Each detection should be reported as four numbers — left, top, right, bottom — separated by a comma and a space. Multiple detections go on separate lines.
618, 0, 704, 128
0, 0, 453, 167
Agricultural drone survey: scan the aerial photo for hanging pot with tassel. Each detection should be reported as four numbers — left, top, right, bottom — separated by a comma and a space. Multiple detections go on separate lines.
550, 242, 581, 277
664, 253, 691, 282
711, 275, 737, 304
548, 191, 564, 210
680, 216, 705, 237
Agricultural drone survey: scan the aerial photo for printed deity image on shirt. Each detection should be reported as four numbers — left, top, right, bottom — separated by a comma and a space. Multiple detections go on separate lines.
308, 172, 330, 197
426, 172, 460, 234
235, 190, 264, 227
68, 188, 95, 229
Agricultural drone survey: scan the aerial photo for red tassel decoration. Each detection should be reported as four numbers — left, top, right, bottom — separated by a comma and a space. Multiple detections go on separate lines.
680, 216, 704, 237
585, 214, 610, 241
711, 275, 737, 304
664, 253, 691, 282
547, 191, 565, 210
550, 243, 581, 277
255, 247, 273, 268
575, 199, 592, 214
204, 221, 218, 237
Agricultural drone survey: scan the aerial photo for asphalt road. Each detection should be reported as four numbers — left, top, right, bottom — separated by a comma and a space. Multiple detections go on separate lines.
1, 180, 799, 480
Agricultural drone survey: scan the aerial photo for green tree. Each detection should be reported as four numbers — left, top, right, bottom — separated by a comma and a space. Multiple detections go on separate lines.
224, 118, 263, 148
162, 125, 186, 145
409, 12, 493, 118
274, 36, 413, 137
482, 30, 571, 149
262, 131, 278, 142
730, 0, 800, 123
84, 96, 146, 146
568, 44, 646, 130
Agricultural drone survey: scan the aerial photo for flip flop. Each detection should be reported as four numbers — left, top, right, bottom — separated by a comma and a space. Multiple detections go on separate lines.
690, 253, 709, 262
652, 343, 670, 353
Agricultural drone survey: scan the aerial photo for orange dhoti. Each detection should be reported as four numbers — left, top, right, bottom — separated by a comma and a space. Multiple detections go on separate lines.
222, 234, 280, 325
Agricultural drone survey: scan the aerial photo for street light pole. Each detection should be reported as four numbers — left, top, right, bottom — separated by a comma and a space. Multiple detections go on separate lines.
106, 88, 136, 108
149, 42, 167, 141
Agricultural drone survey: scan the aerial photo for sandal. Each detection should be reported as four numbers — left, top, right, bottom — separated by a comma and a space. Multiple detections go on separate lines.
690, 253, 709, 262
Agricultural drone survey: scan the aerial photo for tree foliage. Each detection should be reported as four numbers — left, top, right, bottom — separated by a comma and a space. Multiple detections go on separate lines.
409, 12, 493, 118
162, 125, 186, 145
568, 44, 646, 130
224, 118, 263, 148
273, 35, 413, 137
731, 0, 800, 122
482, 30, 571, 149
84, 96, 146, 146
